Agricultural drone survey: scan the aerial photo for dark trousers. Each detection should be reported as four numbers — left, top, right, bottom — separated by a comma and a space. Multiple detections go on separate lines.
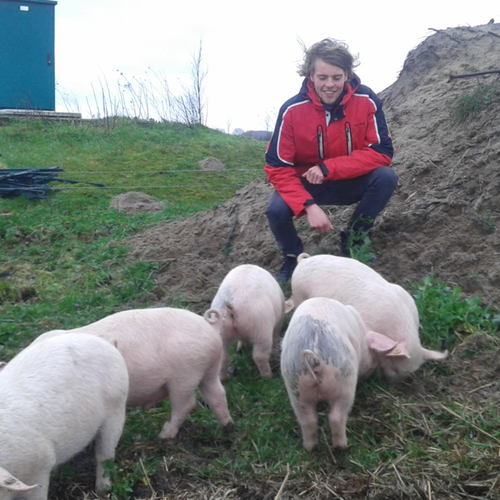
265, 166, 398, 257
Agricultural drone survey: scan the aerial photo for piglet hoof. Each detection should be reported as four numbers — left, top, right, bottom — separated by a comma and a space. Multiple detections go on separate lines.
332, 440, 348, 449
158, 432, 175, 440
223, 421, 236, 435
95, 488, 109, 499
158, 425, 178, 440
303, 441, 318, 453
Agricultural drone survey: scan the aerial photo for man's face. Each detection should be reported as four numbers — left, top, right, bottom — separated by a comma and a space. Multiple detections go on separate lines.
310, 59, 348, 105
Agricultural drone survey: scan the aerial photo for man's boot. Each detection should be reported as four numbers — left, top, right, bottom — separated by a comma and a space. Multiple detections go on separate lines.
274, 254, 297, 283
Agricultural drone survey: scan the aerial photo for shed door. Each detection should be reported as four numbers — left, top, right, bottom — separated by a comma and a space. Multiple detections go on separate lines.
0, 0, 56, 110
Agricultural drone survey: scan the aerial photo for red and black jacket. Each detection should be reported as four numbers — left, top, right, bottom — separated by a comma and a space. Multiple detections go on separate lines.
264, 75, 394, 217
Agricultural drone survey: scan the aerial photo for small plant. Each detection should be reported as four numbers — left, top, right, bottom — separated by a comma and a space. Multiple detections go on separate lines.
349, 233, 377, 264
412, 275, 500, 349
102, 458, 150, 500
473, 211, 496, 234
344, 221, 377, 264
451, 83, 499, 122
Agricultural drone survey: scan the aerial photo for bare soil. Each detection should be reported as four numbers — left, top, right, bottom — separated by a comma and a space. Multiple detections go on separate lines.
56, 23, 500, 499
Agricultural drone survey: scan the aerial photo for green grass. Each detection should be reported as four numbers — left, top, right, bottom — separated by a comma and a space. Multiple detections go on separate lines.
0, 119, 265, 358
1, 118, 499, 499
451, 82, 499, 122
413, 275, 500, 349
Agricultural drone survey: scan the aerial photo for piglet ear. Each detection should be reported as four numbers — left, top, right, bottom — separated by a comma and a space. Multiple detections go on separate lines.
285, 298, 295, 314
385, 340, 410, 358
366, 331, 398, 352
0, 466, 38, 493
366, 331, 411, 358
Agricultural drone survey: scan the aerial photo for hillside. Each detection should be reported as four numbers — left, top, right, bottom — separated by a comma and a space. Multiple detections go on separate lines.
125, 22, 500, 311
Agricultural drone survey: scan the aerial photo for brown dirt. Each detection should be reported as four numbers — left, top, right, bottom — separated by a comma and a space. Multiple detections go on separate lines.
56, 23, 500, 500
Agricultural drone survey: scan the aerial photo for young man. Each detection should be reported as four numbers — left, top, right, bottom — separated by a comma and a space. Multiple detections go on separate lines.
265, 38, 398, 283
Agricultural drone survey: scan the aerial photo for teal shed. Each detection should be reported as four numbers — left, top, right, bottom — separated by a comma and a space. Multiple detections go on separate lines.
0, 0, 57, 110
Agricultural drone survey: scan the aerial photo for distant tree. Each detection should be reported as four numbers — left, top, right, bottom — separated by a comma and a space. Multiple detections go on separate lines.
263, 109, 277, 131
173, 41, 208, 127
232, 128, 244, 136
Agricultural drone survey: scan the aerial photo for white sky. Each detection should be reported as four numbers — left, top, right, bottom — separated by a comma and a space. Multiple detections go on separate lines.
54, 0, 499, 132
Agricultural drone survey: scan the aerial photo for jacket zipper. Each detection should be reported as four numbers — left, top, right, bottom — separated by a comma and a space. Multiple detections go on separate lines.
317, 124, 324, 160
345, 122, 352, 155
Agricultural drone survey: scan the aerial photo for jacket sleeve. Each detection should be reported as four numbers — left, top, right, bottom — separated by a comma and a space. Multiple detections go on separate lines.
322, 96, 394, 180
264, 164, 315, 216
264, 105, 315, 217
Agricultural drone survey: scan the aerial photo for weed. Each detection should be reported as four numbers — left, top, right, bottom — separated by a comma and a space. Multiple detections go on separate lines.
473, 211, 496, 234
103, 457, 159, 500
348, 233, 377, 264
412, 275, 500, 349
451, 82, 499, 122
343, 222, 378, 264
0, 281, 16, 302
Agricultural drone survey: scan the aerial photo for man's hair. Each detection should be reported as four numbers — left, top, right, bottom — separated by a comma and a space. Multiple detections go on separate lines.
297, 38, 359, 79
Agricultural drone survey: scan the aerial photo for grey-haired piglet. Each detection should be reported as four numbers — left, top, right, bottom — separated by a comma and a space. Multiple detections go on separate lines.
281, 297, 376, 451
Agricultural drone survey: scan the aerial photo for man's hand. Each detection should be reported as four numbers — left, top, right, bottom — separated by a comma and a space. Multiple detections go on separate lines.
302, 165, 324, 184
304, 204, 333, 234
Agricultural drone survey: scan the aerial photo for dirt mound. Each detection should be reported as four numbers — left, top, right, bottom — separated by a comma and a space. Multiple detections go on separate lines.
110, 191, 164, 215
125, 23, 500, 311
